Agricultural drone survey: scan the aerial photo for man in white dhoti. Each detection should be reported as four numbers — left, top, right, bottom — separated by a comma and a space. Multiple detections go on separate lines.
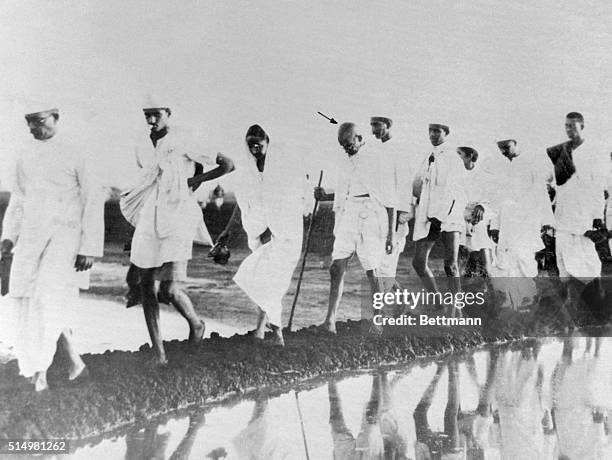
125, 103, 234, 364
0, 106, 104, 391
314, 122, 395, 334
370, 116, 414, 291
412, 123, 467, 306
546, 112, 609, 319
488, 138, 555, 310
217, 125, 307, 347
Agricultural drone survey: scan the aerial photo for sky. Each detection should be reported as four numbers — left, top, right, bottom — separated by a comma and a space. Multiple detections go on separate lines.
1, 0, 611, 190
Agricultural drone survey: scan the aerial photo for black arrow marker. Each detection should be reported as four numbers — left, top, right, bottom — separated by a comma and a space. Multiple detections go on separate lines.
317, 111, 338, 124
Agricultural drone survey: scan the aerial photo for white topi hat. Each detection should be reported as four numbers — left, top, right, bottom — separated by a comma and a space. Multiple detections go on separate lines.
142, 94, 171, 112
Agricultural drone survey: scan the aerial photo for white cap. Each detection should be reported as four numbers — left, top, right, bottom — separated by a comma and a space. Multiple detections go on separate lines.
142, 93, 171, 111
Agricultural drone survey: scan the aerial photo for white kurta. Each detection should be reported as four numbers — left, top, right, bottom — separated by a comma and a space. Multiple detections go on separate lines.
553, 141, 608, 279
232, 145, 306, 328
127, 128, 214, 268
0, 135, 104, 377
478, 154, 553, 309
331, 143, 397, 271
488, 154, 554, 274
378, 138, 414, 277
412, 142, 467, 241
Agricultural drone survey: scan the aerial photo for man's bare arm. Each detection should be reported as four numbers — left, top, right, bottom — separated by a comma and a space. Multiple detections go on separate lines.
188, 153, 235, 190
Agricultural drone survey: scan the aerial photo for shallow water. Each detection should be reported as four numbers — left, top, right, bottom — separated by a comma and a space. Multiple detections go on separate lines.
57, 335, 612, 460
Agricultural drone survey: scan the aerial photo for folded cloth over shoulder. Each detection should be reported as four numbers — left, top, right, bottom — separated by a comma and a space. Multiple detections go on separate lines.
119, 172, 157, 227
546, 141, 576, 186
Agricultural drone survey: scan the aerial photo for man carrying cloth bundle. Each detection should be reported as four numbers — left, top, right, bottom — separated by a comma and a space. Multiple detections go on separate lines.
546, 112, 610, 322
121, 99, 234, 365
315, 122, 395, 334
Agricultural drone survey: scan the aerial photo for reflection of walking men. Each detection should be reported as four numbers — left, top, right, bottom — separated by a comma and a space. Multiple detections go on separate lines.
328, 375, 385, 459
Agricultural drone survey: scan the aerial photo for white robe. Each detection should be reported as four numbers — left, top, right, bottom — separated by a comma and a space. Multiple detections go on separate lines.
412, 142, 467, 241
553, 141, 608, 279
232, 144, 307, 327
480, 154, 553, 309
487, 154, 554, 271
126, 127, 214, 268
0, 134, 104, 377
378, 138, 414, 277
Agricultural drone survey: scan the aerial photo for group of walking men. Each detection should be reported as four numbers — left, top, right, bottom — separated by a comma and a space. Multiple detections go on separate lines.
0, 98, 609, 391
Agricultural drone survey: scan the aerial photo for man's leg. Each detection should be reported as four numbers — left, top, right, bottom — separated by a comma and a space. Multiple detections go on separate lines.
441, 231, 461, 291
58, 329, 86, 380
254, 308, 268, 339
126, 263, 141, 308
159, 280, 205, 343
365, 269, 386, 334
441, 231, 462, 316
412, 239, 437, 293
30, 371, 48, 392
322, 258, 350, 333
140, 268, 167, 364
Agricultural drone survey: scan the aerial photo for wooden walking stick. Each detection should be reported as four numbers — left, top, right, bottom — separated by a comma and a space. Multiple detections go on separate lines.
287, 170, 324, 331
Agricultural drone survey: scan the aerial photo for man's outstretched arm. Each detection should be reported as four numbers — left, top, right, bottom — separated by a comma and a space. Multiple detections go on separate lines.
188, 153, 235, 190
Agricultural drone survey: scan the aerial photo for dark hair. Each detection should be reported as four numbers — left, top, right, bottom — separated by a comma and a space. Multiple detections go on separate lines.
458, 146, 478, 162
245, 124, 270, 143
566, 112, 584, 125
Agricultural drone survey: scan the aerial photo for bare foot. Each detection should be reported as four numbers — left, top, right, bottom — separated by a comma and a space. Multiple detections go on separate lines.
265, 328, 285, 347
68, 361, 87, 381
254, 322, 267, 340
146, 352, 168, 367
319, 320, 337, 334
189, 320, 206, 343
31, 371, 48, 392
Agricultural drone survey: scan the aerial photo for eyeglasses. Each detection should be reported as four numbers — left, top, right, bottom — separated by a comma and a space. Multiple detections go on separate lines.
25, 115, 52, 125
428, 153, 435, 165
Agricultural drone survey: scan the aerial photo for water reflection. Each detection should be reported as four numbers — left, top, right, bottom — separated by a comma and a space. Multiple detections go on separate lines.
67, 336, 611, 459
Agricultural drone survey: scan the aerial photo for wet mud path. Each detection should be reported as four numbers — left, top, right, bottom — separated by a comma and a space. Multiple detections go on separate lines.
0, 310, 590, 440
